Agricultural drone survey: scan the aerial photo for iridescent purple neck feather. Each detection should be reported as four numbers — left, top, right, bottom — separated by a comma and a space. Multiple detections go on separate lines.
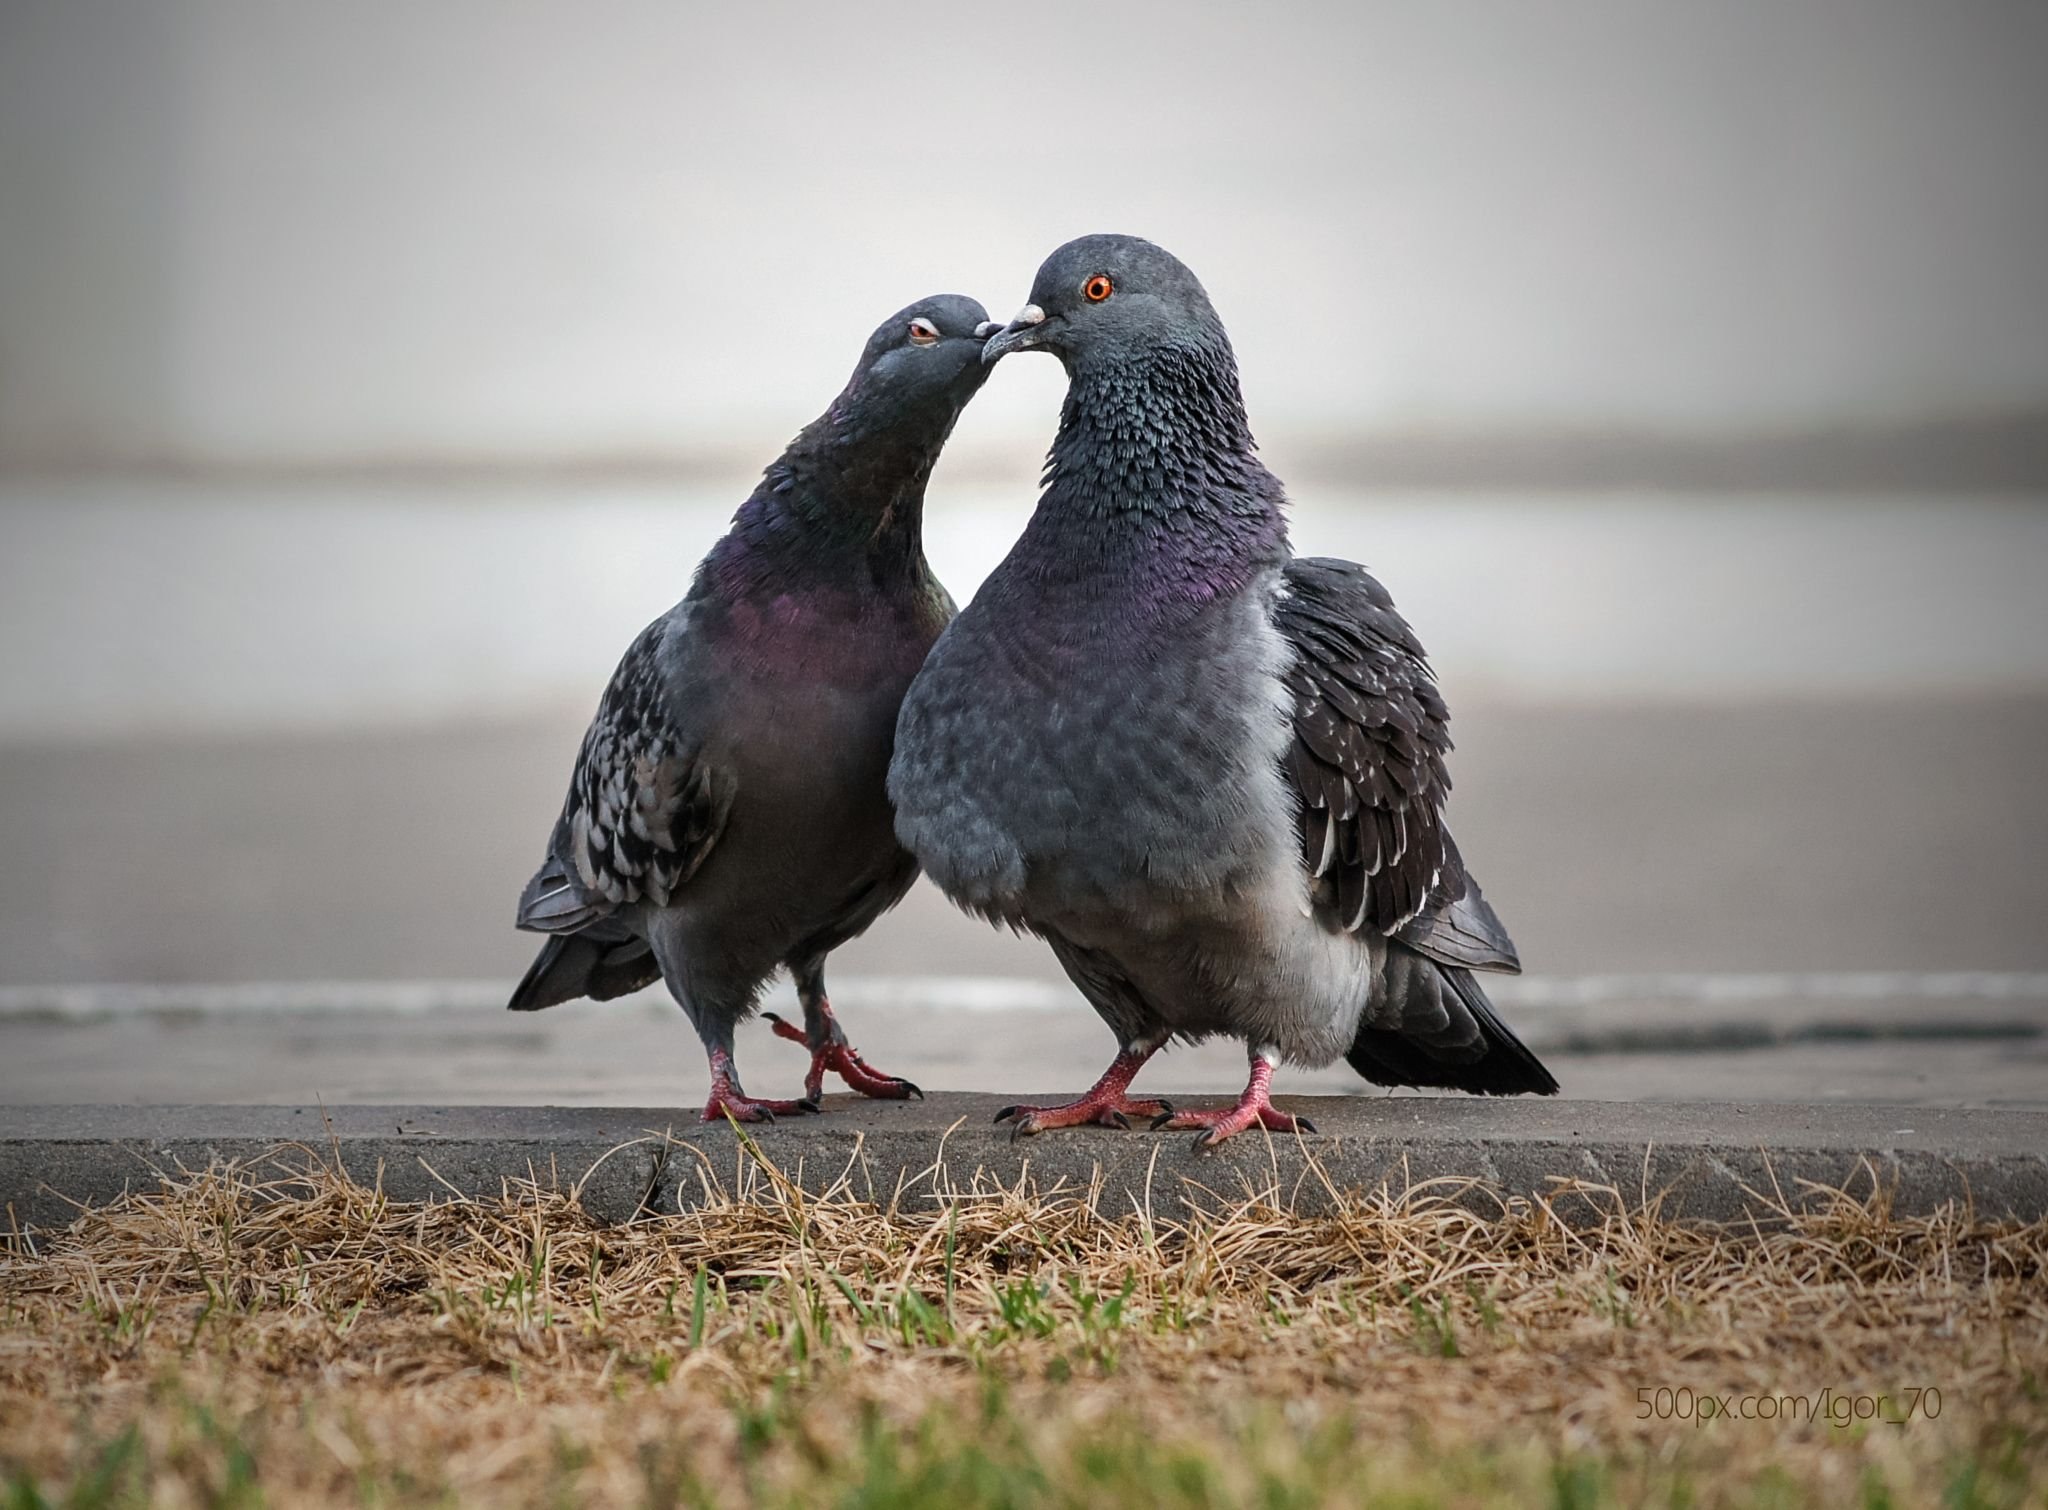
1001, 330, 1288, 627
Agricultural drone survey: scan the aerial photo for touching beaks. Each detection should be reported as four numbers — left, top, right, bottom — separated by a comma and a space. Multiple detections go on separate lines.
972, 320, 1003, 339
981, 304, 1050, 364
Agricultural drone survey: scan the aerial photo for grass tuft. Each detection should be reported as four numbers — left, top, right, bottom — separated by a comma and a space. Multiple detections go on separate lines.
1, 1139, 2043, 1506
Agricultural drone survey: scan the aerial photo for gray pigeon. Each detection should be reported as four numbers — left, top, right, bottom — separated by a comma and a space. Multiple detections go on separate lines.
511, 295, 998, 1121
889, 237, 1556, 1145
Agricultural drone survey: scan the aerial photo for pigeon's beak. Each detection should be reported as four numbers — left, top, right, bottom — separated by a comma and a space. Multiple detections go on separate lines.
981, 304, 1055, 364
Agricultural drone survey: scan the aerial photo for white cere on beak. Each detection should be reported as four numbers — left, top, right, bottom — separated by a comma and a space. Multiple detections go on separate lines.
907, 317, 940, 347
973, 320, 1003, 338
1009, 304, 1047, 328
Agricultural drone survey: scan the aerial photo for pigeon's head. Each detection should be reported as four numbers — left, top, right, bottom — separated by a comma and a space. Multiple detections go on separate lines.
841, 294, 1002, 421
981, 235, 1226, 371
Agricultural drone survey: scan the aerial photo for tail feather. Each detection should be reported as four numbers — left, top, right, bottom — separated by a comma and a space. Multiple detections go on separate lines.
1347, 945, 1558, 1095
516, 855, 607, 935
508, 933, 660, 1012
1397, 878, 1522, 974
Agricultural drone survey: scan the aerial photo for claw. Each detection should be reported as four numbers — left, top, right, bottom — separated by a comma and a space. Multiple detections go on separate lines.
994, 1105, 1020, 1124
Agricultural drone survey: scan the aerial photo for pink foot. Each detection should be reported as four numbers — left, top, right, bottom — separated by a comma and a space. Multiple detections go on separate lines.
701, 1089, 814, 1124
991, 1043, 1168, 1139
1151, 1050, 1316, 1148
700, 1048, 817, 1124
995, 1093, 1173, 1135
765, 1011, 922, 1103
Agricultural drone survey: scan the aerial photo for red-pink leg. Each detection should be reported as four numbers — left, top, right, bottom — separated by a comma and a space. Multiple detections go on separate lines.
994, 1041, 1171, 1137
1153, 1047, 1317, 1148
764, 999, 922, 1104
701, 1047, 815, 1123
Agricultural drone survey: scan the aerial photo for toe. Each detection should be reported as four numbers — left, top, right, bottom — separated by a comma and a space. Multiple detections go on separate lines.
825, 1047, 923, 1100
763, 1013, 808, 1046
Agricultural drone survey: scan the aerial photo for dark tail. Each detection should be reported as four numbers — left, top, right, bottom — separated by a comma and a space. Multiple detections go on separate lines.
508, 933, 661, 1012
1347, 945, 1558, 1096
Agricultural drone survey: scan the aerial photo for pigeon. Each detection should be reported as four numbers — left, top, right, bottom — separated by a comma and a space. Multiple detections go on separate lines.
888, 236, 1557, 1146
511, 294, 999, 1122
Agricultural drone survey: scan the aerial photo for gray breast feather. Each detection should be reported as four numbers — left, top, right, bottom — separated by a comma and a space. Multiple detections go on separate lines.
891, 580, 1293, 921
888, 624, 1029, 916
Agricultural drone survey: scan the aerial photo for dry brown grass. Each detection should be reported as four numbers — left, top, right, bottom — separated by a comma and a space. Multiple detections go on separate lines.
3, 1131, 2045, 1507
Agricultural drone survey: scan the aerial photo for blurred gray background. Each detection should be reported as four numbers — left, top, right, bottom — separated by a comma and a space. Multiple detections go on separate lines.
3, 0, 2045, 1106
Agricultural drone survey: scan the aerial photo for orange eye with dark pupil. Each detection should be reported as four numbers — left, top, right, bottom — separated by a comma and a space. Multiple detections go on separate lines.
1083, 274, 1114, 303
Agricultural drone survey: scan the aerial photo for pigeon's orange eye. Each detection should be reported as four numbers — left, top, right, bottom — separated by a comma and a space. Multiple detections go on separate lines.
1083, 274, 1114, 303
907, 318, 940, 346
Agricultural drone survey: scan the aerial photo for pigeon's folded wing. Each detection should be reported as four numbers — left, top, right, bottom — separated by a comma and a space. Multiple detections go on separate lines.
1273, 557, 1514, 969
517, 620, 736, 933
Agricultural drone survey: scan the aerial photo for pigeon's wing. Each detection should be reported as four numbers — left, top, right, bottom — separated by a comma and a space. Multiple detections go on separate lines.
1272, 557, 1516, 969
1399, 834, 1520, 972
516, 618, 736, 934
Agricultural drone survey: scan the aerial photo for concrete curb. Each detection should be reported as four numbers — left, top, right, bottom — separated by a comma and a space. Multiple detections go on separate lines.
4, 1099, 2045, 1231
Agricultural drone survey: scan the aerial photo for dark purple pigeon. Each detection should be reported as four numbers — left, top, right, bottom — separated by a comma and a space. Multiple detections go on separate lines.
889, 237, 1556, 1146
511, 295, 997, 1122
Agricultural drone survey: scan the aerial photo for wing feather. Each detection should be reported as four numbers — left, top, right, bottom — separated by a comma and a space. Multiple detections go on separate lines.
1272, 556, 1514, 971
516, 618, 735, 933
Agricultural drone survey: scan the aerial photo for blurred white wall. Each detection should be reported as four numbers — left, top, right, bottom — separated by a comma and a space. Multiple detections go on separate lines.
6, 483, 2046, 741
3, 0, 2047, 469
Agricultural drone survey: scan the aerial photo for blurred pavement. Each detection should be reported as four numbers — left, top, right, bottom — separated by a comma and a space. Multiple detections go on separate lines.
4, 694, 2045, 990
